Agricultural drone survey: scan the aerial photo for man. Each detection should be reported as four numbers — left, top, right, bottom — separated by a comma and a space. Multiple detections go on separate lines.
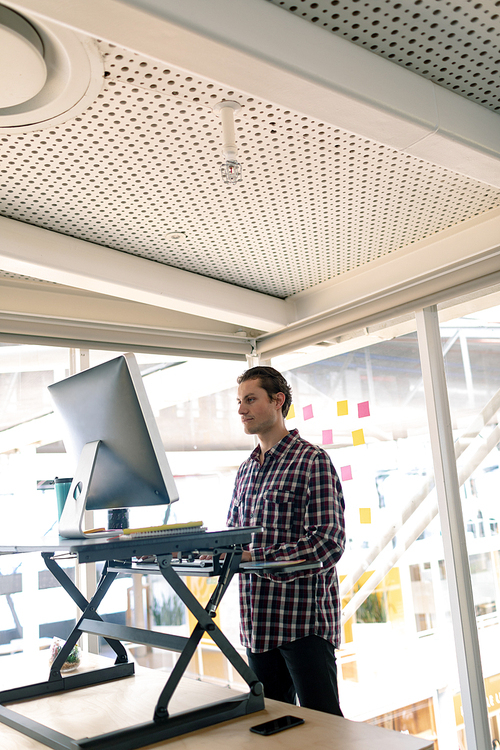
227, 366, 345, 715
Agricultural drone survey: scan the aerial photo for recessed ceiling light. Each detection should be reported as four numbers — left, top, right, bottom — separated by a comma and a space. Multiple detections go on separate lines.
165, 232, 187, 242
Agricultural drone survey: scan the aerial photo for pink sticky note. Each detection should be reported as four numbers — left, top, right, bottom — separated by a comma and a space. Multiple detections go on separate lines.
358, 401, 370, 418
341, 465, 353, 481
322, 429, 333, 445
303, 404, 314, 421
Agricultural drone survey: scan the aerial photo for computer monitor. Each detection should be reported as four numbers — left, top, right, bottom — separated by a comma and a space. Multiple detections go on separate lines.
48, 353, 179, 538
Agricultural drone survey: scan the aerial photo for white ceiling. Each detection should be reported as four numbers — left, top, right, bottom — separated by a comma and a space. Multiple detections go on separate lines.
1, 0, 500, 360
268, 0, 500, 115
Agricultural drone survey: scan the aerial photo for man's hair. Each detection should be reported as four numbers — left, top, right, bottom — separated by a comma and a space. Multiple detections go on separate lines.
237, 366, 292, 418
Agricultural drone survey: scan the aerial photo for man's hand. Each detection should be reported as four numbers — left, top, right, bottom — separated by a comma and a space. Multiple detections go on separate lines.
199, 550, 253, 562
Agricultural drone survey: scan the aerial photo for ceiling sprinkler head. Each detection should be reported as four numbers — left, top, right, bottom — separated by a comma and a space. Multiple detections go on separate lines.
221, 160, 242, 184
214, 100, 243, 184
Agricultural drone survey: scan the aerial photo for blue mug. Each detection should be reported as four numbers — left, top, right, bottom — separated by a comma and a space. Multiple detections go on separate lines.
54, 477, 72, 520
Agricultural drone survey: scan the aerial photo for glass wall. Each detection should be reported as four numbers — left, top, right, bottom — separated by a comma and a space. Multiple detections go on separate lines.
2, 302, 500, 748
271, 336, 445, 749
0, 346, 75, 654
0, 346, 249, 669
440, 305, 500, 749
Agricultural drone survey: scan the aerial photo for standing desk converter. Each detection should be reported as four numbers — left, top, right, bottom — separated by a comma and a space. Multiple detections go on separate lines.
0, 526, 272, 750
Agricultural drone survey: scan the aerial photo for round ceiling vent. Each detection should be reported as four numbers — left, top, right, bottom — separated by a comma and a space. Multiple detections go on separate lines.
0, 4, 103, 133
0, 5, 47, 107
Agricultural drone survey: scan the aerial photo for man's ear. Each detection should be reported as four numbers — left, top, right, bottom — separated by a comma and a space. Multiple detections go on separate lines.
274, 392, 286, 411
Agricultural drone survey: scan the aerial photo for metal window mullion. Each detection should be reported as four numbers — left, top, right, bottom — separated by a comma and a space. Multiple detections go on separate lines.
416, 305, 490, 750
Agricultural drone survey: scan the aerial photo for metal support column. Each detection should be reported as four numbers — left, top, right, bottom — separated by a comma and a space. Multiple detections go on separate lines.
246, 342, 260, 368
246, 343, 261, 449
70, 348, 98, 654
416, 305, 490, 750
459, 331, 475, 408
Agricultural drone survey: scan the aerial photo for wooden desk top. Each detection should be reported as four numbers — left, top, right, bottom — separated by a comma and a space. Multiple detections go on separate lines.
0, 652, 432, 750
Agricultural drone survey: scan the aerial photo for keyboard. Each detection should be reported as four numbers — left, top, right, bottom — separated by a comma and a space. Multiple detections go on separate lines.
121, 521, 206, 539
171, 559, 215, 575
123, 558, 216, 577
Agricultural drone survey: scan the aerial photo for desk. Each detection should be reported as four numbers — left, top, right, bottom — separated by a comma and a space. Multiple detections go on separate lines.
0, 528, 265, 750
0, 653, 433, 750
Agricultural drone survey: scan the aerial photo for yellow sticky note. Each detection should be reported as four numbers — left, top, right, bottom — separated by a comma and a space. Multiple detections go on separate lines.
359, 508, 371, 524
286, 404, 295, 420
352, 428, 365, 446
337, 400, 348, 416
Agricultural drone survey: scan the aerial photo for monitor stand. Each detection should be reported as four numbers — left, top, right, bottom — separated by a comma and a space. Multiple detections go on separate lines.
58, 440, 105, 539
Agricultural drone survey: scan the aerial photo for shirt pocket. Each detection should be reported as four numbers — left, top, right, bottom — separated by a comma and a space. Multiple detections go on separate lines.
258, 490, 295, 530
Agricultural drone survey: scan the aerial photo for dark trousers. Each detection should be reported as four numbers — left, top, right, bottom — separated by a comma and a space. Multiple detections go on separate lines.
247, 635, 343, 716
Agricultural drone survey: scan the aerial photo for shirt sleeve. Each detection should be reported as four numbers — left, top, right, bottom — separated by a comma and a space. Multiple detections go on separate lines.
226, 471, 240, 528
250, 451, 345, 580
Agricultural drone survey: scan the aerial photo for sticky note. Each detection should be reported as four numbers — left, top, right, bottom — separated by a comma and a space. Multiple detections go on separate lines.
358, 401, 370, 418
352, 429, 365, 446
359, 508, 371, 524
322, 429, 333, 445
337, 400, 348, 416
303, 404, 314, 421
286, 404, 295, 420
341, 465, 352, 481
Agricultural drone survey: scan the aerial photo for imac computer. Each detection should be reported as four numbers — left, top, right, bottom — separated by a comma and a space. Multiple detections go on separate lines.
48, 353, 179, 538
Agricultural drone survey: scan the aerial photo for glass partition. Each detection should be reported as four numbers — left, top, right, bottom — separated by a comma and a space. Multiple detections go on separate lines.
271, 336, 447, 749
440, 305, 500, 749
0, 345, 76, 655
0, 345, 249, 671
2, 304, 500, 749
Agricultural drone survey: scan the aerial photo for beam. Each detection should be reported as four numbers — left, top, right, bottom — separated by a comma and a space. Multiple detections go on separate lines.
0, 318, 252, 360
0, 216, 289, 333
0, 278, 256, 358
8, 0, 500, 186
0, 278, 259, 335
257, 207, 500, 358
290, 206, 500, 322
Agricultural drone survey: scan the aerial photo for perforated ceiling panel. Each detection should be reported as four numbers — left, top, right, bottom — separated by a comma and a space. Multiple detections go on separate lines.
1, 37, 500, 299
0, 269, 54, 283
268, 0, 500, 112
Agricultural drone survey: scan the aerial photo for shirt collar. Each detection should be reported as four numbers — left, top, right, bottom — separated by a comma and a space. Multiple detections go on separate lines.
250, 428, 299, 464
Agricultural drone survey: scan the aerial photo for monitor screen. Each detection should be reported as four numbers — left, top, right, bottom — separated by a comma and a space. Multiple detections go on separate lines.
48, 353, 179, 513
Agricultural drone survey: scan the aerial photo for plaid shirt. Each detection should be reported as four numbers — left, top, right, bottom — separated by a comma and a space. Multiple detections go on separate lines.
227, 429, 345, 653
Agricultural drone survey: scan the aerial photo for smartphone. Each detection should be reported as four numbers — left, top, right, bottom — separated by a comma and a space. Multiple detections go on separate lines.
249, 715, 305, 735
